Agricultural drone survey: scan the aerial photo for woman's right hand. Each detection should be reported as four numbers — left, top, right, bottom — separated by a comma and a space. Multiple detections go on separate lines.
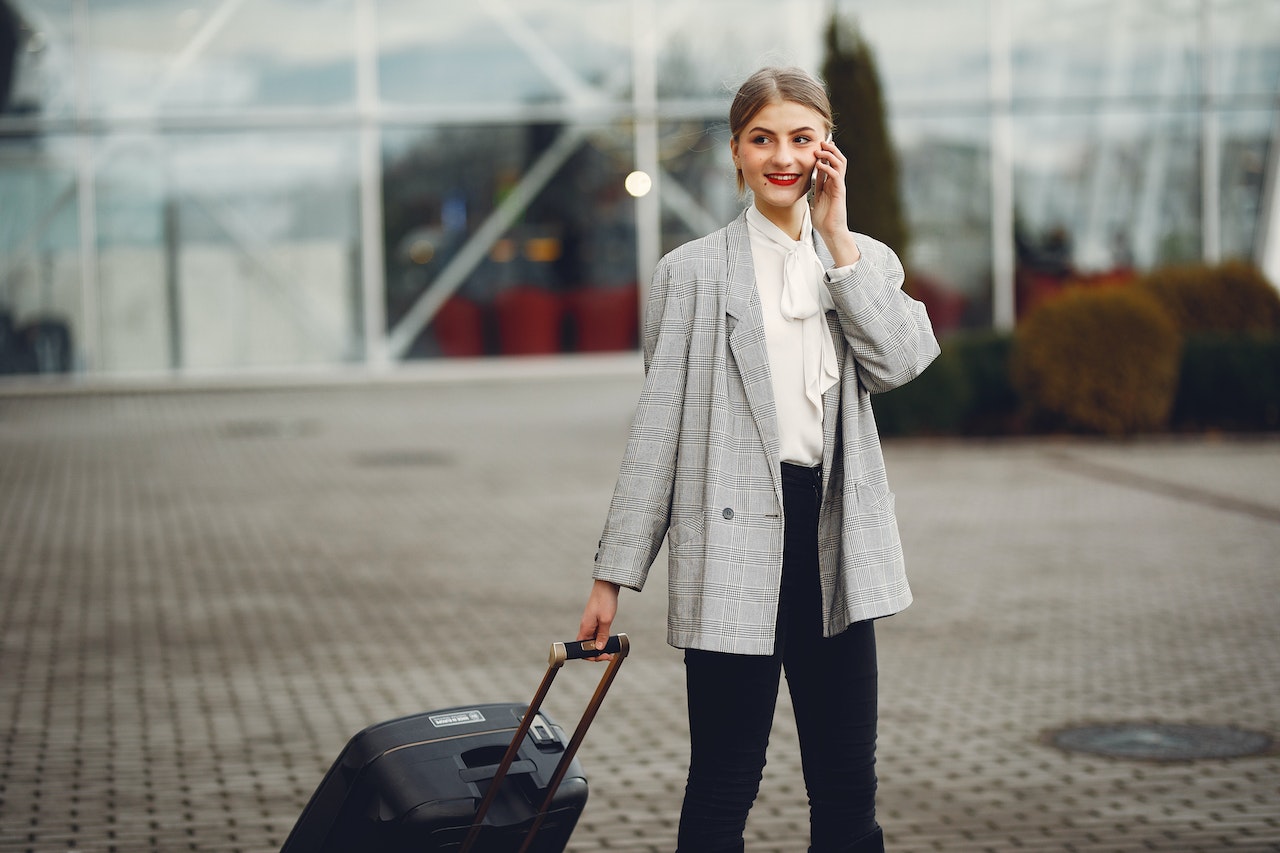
577, 579, 620, 661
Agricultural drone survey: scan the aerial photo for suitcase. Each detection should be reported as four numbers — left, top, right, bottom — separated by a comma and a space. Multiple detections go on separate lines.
280, 635, 629, 853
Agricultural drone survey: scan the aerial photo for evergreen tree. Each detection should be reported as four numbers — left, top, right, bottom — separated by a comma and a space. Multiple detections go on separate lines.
820, 13, 910, 264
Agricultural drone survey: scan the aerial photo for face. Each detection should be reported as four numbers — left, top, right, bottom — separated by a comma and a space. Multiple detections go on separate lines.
731, 99, 829, 223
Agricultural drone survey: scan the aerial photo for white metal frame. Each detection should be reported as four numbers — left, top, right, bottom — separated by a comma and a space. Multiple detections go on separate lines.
988, 0, 1016, 330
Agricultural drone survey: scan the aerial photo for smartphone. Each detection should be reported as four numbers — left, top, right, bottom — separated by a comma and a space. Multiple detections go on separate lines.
811, 133, 834, 185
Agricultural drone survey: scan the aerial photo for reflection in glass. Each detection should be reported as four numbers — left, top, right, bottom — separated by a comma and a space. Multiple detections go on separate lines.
382, 123, 639, 358
1012, 110, 1201, 317
654, 1, 825, 98
897, 117, 992, 334
837, 0, 989, 104
1219, 110, 1275, 263
1208, 0, 1280, 98
93, 131, 360, 373
376, 1, 632, 106
0, 134, 81, 373
82, 0, 358, 117
1009, 0, 1200, 104
0, 0, 77, 119
656, 119, 738, 254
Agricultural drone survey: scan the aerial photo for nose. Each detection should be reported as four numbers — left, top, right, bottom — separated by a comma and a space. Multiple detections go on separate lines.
773, 141, 799, 166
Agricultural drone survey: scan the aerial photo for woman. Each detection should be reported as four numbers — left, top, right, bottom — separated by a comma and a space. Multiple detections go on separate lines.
577, 66, 939, 853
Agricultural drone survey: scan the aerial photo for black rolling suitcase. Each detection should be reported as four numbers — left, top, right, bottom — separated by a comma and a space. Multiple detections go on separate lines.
280, 635, 629, 853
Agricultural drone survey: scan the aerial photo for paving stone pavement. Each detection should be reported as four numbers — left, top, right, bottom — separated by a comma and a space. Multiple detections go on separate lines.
1, 364, 1278, 853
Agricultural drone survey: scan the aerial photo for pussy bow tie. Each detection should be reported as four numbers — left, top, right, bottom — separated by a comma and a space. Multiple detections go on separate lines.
765, 216, 839, 414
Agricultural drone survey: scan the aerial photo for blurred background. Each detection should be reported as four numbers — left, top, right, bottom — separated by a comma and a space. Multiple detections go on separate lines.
0, 0, 1277, 389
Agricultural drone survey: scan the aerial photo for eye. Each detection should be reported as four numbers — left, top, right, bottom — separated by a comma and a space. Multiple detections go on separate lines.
751, 135, 771, 145
795, 135, 813, 144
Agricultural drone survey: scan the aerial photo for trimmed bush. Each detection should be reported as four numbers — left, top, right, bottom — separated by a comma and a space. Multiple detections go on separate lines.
947, 331, 1020, 434
1136, 260, 1280, 432
871, 342, 972, 436
872, 331, 1021, 437
876, 262, 1280, 437
1172, 333, 1280, 431
1011, 287, 1182, 435
1135, 260, 1280, 336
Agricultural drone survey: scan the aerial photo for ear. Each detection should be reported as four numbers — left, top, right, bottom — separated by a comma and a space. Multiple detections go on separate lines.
730, 136, 739, 164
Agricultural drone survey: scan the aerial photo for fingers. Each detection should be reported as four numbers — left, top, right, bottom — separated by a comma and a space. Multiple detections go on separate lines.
578, 579, 620, 662
576, 613, 598, 645
576, 614, 609, 662
594, 608, 613, 647
594, 624, 613, 660
819, 138, 847, 169
576, 611, 612, 648
814, 141, 846, 192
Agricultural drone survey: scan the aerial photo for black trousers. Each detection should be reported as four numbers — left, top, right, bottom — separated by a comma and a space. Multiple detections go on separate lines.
676, 463, 883, 853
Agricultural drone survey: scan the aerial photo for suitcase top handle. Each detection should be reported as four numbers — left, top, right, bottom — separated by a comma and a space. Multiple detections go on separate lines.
551, 634, 628, 665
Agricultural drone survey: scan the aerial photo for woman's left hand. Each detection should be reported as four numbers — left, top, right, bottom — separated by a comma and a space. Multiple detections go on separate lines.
811, 138, 861, 266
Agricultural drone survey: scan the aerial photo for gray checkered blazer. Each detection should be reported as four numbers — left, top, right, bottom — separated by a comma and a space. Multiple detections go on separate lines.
593, 208, 940, 655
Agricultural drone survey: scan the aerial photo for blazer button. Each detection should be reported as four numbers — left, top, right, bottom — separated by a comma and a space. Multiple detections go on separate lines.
722, 507, 734, 520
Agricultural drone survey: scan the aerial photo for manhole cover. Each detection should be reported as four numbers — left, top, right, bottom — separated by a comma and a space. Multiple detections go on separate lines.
1048, 723, 1272, 761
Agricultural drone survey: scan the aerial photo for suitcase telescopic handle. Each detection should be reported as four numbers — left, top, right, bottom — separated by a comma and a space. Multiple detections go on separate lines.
461, 634, 630, 853
552, 634, 626, 663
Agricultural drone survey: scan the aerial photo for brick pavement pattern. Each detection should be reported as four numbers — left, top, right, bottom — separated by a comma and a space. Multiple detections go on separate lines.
1, 371, 1278, 852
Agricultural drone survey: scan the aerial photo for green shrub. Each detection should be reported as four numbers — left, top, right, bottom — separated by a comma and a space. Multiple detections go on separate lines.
878, 262, 1280, 437
871, 342, 972, 436
1135, 260, 1280, 336
947, 331, 1020, 434
1011, 287, 1182, 435
872, 331, 1022, 437
1172, 333, 1280, 431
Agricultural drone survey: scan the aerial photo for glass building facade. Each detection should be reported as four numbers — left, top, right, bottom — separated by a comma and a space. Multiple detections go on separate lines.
1, 0, 1277, 378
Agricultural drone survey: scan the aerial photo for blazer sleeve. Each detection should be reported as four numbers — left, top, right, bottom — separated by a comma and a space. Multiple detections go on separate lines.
592, 254, 692, 591
824, 234, 940, 394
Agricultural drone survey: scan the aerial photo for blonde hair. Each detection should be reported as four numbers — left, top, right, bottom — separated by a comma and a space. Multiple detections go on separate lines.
729, 67, 834, 195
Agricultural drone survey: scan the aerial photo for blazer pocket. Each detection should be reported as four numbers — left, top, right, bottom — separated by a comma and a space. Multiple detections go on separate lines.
669, 518, 705, 549
854, 483, 896, 515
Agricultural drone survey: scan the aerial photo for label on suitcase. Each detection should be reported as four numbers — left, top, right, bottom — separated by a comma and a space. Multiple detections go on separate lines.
428, 709, 487, 728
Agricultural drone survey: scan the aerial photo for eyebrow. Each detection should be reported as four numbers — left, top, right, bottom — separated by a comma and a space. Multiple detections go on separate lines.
747, 125, 820, 137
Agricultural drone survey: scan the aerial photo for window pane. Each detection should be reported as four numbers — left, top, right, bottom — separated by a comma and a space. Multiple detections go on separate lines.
655, 119, 739, 254
1219, 110, 1274, 262
838, 0, 990, 105
1210, 0, 1280, 98
1, 1, 77, 119
383, 122, 640, 358
898, 117, 992, 333
0, 134, 82, 373
376, 1, 632, 107
1012, 110, 1201, 316
654, 1, 826, 97
83, 0, 358, 117
93, 130, 360, 372
1011, 0, 1200, 105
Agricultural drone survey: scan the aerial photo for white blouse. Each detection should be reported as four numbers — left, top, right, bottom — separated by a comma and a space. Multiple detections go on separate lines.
745, 205, 856, 466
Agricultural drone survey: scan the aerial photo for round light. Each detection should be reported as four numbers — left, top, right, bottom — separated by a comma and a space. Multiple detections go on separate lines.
624, 171, 652, 198
408, 238, 435, 265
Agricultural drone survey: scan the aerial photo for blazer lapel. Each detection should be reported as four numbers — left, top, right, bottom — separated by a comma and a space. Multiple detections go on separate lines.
724, 212, 783, 491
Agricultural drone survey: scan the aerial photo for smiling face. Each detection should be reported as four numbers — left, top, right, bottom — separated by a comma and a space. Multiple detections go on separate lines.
731, 99, 830, 235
